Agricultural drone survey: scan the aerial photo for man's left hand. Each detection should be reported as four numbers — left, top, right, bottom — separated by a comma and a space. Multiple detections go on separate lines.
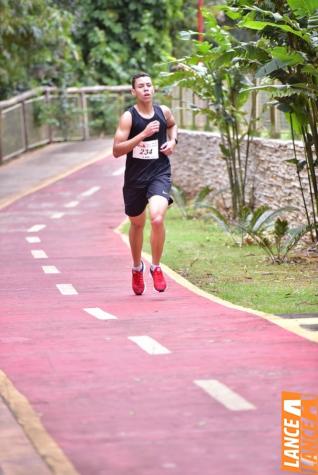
160, 140, 176, 156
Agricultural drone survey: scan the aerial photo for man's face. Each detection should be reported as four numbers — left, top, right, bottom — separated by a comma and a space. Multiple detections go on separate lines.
132, 76, 154, 102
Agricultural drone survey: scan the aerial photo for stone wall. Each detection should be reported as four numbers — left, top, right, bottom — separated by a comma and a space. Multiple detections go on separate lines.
172, 129, 308, 220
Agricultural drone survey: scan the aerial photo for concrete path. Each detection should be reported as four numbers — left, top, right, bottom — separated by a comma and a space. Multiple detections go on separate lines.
0, 139, 112, 208
0, 140, 317, 475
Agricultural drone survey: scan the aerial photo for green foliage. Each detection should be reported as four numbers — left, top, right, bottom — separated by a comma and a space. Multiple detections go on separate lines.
208, 205, 291, 246
171, 184, 215, 219
87, 93, 134, 136
205, 205, 250, 246
0, 0, 194, 99
208, 203, 310, 263
0, 0, 82, 99
72, 0, 185, 86
161, 9, 258, 219
224, 0, 318, 241
170, 0, 198, 58
286, 0, 318, 17
33, 92, 83, 140
247, 217, 313, 264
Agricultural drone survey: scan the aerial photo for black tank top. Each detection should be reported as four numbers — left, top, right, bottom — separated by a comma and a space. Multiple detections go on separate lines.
124, 105, 171, 187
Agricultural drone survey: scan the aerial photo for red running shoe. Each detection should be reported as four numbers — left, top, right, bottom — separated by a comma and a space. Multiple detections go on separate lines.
150, 266, 167, 292
132, 262, 145, 295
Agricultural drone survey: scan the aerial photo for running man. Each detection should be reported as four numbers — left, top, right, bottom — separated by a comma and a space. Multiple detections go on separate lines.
113, 72, 178, 295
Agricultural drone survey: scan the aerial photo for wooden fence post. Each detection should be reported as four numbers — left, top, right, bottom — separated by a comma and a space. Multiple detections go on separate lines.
192, 91, 196, 129
21, 100, 28, 152
45, 89, 53, 144
179, 87, 185, 129
80, 92, 89, 140
270, 104, 280, 138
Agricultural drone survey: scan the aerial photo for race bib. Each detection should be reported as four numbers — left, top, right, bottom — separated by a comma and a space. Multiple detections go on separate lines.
133, 140, 159, 160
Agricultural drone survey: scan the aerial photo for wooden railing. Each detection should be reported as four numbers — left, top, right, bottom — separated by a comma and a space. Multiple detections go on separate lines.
0, 85, 131, 163
0, 84, 290, 164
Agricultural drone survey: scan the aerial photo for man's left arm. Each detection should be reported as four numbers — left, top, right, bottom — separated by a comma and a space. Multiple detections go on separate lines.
160, 105, 178, 156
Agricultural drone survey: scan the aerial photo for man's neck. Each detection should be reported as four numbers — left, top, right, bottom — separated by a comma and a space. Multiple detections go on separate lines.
135, 101, 154, 116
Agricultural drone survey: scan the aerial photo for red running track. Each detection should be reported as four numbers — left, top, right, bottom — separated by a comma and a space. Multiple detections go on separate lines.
0, 154, 317, 475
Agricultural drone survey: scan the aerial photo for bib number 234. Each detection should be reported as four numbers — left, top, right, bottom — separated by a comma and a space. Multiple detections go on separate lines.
133, 140, 159, 160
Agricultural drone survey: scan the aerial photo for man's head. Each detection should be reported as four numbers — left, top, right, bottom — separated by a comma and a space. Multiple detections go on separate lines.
131, 72, 154, 102
131, 72, 151, 89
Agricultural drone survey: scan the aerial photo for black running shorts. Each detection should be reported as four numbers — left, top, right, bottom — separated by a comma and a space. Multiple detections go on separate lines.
123, 175, 173, 217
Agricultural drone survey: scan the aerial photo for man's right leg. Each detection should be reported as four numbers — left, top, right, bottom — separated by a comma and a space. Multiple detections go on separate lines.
129, 211, 146, 295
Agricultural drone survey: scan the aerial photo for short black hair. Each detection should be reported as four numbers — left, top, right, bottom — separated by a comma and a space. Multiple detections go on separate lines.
131, 72, 151, 89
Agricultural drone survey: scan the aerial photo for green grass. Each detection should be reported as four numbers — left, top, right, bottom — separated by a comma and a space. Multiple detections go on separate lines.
123, 208, 318, 314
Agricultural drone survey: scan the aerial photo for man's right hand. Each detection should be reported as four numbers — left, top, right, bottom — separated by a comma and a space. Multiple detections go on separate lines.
113, 113, 160, 158
142, 120, 160, 138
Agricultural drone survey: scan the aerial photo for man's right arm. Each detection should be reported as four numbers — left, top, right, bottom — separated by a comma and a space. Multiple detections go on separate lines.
112, 111, 160, 158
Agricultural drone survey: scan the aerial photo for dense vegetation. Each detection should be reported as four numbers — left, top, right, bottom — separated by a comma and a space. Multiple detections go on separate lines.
0, 0, 197, 100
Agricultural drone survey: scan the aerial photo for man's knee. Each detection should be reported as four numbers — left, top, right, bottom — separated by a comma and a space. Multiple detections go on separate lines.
150, 213, 164, 228
130, 214, 146, 230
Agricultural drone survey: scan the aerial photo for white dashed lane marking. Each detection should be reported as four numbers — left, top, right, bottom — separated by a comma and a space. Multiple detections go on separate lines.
80, 186, 101, 197
194, 379, 256, 411
128, 336, 171, 355
42, 266, 60, 274
64, 201, 79, 208
112, 166, 125, 176
56, 284, 78, 295
31, 250, 48, 259
50, 212, 65, 219
27, 224, 46, 232
25, 236, 41, 243
84, 308, 118, 320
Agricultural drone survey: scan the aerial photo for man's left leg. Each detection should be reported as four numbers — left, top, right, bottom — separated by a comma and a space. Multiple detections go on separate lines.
148, 195, 169, 292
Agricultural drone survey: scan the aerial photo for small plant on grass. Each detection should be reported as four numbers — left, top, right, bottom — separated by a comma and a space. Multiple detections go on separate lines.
207, 205, 285, 247
207, 205, 309, 262
171, 184, 214, 219
246, 218, 313, 264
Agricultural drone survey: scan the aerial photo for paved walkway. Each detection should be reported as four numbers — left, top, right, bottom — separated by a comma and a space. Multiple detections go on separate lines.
0, 140, 318, 475
0, 139, 112, 209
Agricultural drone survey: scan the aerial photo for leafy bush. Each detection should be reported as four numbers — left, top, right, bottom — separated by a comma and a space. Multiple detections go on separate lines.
171, 184, 215, 219
88, 94, 124, 136
209, 204, 313, 263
